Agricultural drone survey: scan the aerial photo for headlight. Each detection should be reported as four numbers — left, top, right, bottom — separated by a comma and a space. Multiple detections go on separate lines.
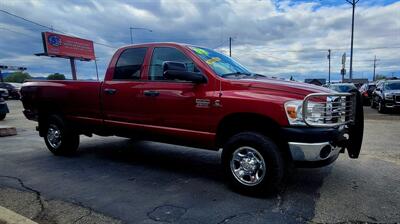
284, 100, 305, 126
284, 100, 325, 126
384, 93, 393, 100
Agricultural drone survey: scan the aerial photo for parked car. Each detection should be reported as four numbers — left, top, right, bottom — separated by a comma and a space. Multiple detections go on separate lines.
20, 43, 364, 195
328, 83, 357, 93
359, 83, 376, 105
0, 82, 21, 99
0, 88, 9, 100
0, 96, 9, 120
371, 80, 400, 113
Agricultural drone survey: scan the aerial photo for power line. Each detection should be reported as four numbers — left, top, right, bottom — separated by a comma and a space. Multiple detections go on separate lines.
0, 9, 116, 49
265, 46, 400, 53
0, 26, 36, 38
0, 9, 53, 31
212, 39, 230, 49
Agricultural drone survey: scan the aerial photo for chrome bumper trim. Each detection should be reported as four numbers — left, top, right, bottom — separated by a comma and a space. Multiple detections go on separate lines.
289, 142, 341, 162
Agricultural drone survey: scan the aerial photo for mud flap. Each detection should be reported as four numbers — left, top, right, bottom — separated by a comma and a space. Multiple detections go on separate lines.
346, 90, 364, 158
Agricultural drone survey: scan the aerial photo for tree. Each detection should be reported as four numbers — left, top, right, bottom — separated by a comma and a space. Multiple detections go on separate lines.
47, 73, 66, 80
375, 74, 387, 80
4, 72, 31, 83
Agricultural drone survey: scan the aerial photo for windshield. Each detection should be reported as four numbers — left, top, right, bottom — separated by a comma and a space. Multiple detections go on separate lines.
189, 46, 252, 77
330, 84, 357, 93
384, 82, 400, 90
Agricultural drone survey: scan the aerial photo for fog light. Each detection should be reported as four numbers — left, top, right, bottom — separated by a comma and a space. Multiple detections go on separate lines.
320, 145, 332, 159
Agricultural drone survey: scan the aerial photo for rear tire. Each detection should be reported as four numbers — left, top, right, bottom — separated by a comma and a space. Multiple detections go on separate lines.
0, 113, 5, 120
222, 132, 284, 195
44, 115, 79, 155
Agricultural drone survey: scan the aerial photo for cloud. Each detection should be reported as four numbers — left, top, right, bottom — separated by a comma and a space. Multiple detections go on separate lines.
0, 0, 399, 81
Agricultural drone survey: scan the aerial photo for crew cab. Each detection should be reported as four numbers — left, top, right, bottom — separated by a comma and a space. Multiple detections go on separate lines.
21, 43, 364, 194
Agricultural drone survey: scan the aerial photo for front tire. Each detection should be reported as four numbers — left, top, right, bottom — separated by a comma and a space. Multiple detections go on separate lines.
44, 115, 79, 155
370, 98, 377, 108
0, 113, 5, 120
378, 100, 386, 113
222, 132, 284, 195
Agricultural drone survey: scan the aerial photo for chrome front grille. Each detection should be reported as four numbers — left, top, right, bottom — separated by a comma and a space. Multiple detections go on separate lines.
302, 93, 356, 127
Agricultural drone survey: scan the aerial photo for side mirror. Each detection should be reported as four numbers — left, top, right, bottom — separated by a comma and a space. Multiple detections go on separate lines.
162, 61, 206, 84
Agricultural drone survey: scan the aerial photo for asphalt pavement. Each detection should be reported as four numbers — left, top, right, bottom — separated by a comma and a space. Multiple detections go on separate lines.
0, 100, 399, 224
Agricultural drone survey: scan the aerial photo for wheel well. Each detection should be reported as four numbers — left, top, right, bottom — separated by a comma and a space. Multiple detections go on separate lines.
37, 103, 63, 137
216, 113, 292, 161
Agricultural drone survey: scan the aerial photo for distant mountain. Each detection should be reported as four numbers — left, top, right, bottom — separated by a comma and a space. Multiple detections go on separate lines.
30, 76, 47, 80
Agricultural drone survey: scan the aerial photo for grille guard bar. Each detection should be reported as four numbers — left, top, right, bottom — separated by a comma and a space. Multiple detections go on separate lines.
302, 92, 356, 128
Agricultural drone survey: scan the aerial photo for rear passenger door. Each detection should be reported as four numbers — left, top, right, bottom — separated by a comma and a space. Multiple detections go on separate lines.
102, 47, 155, 124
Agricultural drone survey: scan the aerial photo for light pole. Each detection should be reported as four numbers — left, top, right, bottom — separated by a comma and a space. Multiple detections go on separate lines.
327, 49, 331, 84
129, 27, 153, 44
346, 0, 359, 82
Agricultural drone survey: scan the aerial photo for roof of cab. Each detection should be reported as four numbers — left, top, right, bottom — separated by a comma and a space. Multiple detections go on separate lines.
118, 42, 190, 49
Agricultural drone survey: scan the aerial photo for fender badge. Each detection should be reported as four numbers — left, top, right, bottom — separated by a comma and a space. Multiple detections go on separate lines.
195, 99, 210, 108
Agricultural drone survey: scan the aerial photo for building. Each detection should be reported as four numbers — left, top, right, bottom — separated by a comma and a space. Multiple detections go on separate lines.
304, 78, 326, 86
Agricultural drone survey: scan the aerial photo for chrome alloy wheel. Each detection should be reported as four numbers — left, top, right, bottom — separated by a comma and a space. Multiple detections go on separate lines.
47, 124, 62, 149
230, 146, 266, 186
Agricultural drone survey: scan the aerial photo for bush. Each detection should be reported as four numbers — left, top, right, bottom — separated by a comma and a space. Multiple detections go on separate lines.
47, 73, 66, 80
4, 72, 31, 83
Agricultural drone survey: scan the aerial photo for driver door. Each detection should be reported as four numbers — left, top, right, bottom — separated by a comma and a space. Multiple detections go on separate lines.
142, 46, 216, 133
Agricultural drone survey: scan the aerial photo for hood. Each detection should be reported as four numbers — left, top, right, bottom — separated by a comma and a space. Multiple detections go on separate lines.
236, 77, 332, 96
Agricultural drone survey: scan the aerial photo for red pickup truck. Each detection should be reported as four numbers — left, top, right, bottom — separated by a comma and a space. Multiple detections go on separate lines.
21, 43, 363, 194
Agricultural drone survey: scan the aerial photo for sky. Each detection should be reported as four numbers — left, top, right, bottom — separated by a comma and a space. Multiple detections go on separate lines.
0, 0, 399, 81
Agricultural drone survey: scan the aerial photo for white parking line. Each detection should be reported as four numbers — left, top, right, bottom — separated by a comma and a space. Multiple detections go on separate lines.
0, 206, 38, 224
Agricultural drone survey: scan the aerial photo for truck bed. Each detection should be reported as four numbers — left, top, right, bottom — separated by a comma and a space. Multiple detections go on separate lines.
22, 80, 103, 123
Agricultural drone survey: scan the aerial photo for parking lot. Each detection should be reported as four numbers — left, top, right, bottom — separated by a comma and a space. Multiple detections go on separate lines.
0, 100, 399, 224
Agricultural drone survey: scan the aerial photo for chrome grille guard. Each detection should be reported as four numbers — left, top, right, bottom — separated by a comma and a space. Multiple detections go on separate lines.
302, 92, 356, 128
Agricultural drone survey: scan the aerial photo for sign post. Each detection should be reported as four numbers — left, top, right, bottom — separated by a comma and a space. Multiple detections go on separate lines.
36, 32, 95, 80
69, 58, 77, 80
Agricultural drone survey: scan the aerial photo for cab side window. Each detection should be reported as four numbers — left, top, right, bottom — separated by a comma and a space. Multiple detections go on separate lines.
113, 47, 147, 80
149, 47, 198, 81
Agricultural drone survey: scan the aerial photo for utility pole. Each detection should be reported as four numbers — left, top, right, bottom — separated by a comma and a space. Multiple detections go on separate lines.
327, 49, 331, 84
341, 53, 346, 82
129, 27, 153, 44
229, 37, 232, 57
346, 0, 359, 82
373, 55, 380, 81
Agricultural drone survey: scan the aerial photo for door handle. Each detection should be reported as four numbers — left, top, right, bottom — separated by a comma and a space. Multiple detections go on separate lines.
104, 88, 117, 95
143, 90, 160, 97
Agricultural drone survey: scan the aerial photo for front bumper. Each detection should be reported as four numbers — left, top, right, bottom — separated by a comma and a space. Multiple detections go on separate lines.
288, 142, 341, 167
23, 109, 38, 121
282, 126, 346, 167
384, 100, 400, 109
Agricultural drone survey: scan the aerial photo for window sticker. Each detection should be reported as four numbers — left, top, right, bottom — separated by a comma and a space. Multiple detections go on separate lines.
192, 47, 208, 56
206, 57, 221, 65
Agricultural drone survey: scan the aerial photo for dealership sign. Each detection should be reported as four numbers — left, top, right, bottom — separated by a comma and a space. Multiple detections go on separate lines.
41, 32, 95, 60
